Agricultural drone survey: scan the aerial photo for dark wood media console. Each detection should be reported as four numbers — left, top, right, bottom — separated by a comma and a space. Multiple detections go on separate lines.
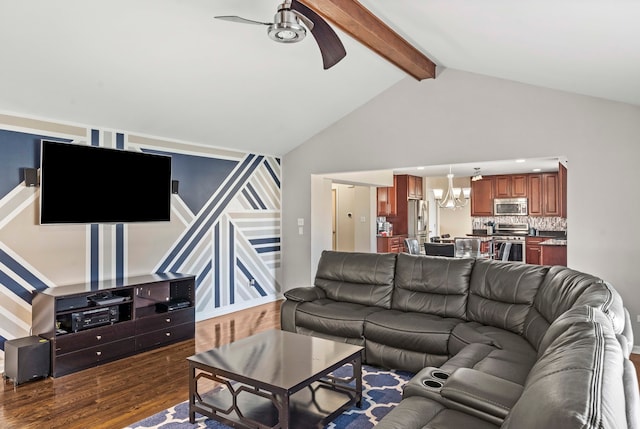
32, 273, 196, 377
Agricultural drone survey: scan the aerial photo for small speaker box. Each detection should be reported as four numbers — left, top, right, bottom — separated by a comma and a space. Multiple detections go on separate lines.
171, 180, 179, 194
23, 168, 38, 187
4, 336, 50, 385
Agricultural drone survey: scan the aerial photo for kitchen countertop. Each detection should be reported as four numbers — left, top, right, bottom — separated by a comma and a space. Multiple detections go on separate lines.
464, 235, 495, 241
539, 239, 567, 246
469, 230, 567, 239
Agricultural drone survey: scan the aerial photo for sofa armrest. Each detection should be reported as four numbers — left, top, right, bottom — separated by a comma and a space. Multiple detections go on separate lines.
284, 287, 326, 302
441, 368, 523, 420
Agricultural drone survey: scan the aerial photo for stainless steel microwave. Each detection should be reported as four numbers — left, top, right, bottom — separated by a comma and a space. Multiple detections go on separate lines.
494, 198, 528, 216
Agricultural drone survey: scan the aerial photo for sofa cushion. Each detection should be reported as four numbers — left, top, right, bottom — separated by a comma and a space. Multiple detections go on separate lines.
502, 306, 630, 429
467, 259, 548, 335
314, 250, 397, 308
448, 321, 502, 355
365, 340, 450, 373
522, 265, 626, 350
375, 396, 499, 429
392, 253, 474, 319
443, 323, 537, 385
295, 299, 384, 338
365, 310, 461, 355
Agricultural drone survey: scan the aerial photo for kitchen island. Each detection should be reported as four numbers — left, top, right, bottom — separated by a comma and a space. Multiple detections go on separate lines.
376, 235, 407, 253
540, 239, 567, 266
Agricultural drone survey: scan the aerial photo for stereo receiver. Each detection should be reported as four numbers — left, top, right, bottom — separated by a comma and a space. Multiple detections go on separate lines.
60, 306, 119, 333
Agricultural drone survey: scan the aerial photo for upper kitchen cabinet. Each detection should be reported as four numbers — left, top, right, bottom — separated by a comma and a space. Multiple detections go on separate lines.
528, 163, 567, 217
395, 175, 424, 200
528, 174, 543, 216
558, 162, 567, 218
377, 176, 397, 216
407, 175, 423, 200
493, 175, 528, 198
471, 177, 494, 216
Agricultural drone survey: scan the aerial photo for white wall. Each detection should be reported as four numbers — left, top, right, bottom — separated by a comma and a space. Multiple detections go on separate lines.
333, 184, 356, 251
332, 184, 377, 253
428, 176, 472, 238
282, 68, 640, 339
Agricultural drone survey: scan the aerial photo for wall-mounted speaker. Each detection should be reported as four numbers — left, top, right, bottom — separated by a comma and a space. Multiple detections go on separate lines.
23, 168, 38, 187
4, 336, 50, 385
171, 180, 179, 194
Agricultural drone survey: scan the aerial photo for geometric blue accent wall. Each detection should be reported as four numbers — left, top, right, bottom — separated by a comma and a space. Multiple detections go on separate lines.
0, 115, 281, 365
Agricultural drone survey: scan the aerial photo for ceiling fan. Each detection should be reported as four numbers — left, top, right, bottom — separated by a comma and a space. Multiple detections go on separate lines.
216, 0, 436, 80
215, 0, 346, 70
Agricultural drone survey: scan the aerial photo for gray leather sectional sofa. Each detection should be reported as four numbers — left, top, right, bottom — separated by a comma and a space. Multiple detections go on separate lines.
280, 250, 639, 429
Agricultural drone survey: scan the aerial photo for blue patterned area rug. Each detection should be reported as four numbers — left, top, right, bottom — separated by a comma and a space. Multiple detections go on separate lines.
124, 365, 413, 429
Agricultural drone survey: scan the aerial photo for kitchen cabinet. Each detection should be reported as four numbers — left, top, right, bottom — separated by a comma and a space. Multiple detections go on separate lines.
471, 165, 565, 218
540, 243, 567, 266
378, 175, 421, 235
542, 173, 560, 216
377, 235, 406, 253
471, 177, 494, 216
526, 237, 546, 265
528, 174, 543, 216
395, 174, 423, 200
558, 163, 567, 218
407, 175, 423, 200
494, 175, 528, 198
376, 176, 397, 216
528, 169, 565, 217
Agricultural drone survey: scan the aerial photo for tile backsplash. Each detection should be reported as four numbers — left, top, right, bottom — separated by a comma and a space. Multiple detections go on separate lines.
472, 216, 567, 231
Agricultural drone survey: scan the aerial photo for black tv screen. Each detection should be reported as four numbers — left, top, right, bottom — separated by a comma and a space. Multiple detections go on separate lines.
40, 140, 172, 224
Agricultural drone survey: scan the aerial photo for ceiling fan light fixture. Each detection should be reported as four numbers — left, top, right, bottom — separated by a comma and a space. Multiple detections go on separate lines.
268, 9, 306, 42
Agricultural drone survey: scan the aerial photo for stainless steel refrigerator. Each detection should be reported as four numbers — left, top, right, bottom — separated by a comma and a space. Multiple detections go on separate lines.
408, 200, 428, 246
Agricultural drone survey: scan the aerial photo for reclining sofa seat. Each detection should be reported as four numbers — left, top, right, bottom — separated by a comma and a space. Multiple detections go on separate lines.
280, 251, 397, 354
280, 250, 637, 427
376, 305, 637, 429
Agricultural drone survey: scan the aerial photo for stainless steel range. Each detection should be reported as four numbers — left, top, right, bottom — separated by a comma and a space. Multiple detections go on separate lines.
492, 223, 528, 263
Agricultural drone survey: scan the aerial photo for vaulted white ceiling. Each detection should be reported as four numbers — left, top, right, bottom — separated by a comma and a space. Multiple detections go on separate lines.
1, 1, 638, 157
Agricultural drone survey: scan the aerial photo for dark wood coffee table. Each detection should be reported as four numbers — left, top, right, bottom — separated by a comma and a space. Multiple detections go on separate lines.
187, 329, 363, 428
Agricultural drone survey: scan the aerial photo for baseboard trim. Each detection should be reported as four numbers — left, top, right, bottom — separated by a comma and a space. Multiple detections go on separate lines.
196, 294, 283, 322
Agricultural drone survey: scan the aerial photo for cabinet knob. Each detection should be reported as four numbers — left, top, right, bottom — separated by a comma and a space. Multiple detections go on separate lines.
96, 351, 102, 356
166, 332, 171, 336
165, 318, 171, 323
96, 335, 102, 340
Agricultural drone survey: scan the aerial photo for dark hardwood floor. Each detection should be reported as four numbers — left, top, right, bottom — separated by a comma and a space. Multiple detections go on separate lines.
0, 300, 282, 429
2, 300, 639, 429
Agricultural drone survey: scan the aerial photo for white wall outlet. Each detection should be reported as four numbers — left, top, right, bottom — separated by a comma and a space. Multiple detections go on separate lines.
298, 226, 304, 235
297, 218, 304, 226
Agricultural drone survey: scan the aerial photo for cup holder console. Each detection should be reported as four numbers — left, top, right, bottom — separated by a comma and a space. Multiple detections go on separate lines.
423, 379, 443, 389
420, 367, 451, 391
432, 371, 450, 380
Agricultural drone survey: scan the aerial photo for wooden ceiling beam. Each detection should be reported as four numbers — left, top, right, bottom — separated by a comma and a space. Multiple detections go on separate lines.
299, 0, 436, 80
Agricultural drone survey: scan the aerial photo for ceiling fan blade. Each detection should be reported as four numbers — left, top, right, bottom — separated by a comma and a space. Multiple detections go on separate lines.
290, 0, 346, 69
214, 15, 272, 26
297, 0, 436, 80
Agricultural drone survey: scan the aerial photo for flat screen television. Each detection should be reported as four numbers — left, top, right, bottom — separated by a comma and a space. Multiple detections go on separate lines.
40, 140, 172, 224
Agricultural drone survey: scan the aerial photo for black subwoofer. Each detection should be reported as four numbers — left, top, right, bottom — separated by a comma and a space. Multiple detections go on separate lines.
4, 336, 50, 385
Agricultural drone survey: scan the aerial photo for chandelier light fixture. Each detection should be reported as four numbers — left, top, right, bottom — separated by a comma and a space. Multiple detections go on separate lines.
471, 167, 483, 181
433, 166, 471, 209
